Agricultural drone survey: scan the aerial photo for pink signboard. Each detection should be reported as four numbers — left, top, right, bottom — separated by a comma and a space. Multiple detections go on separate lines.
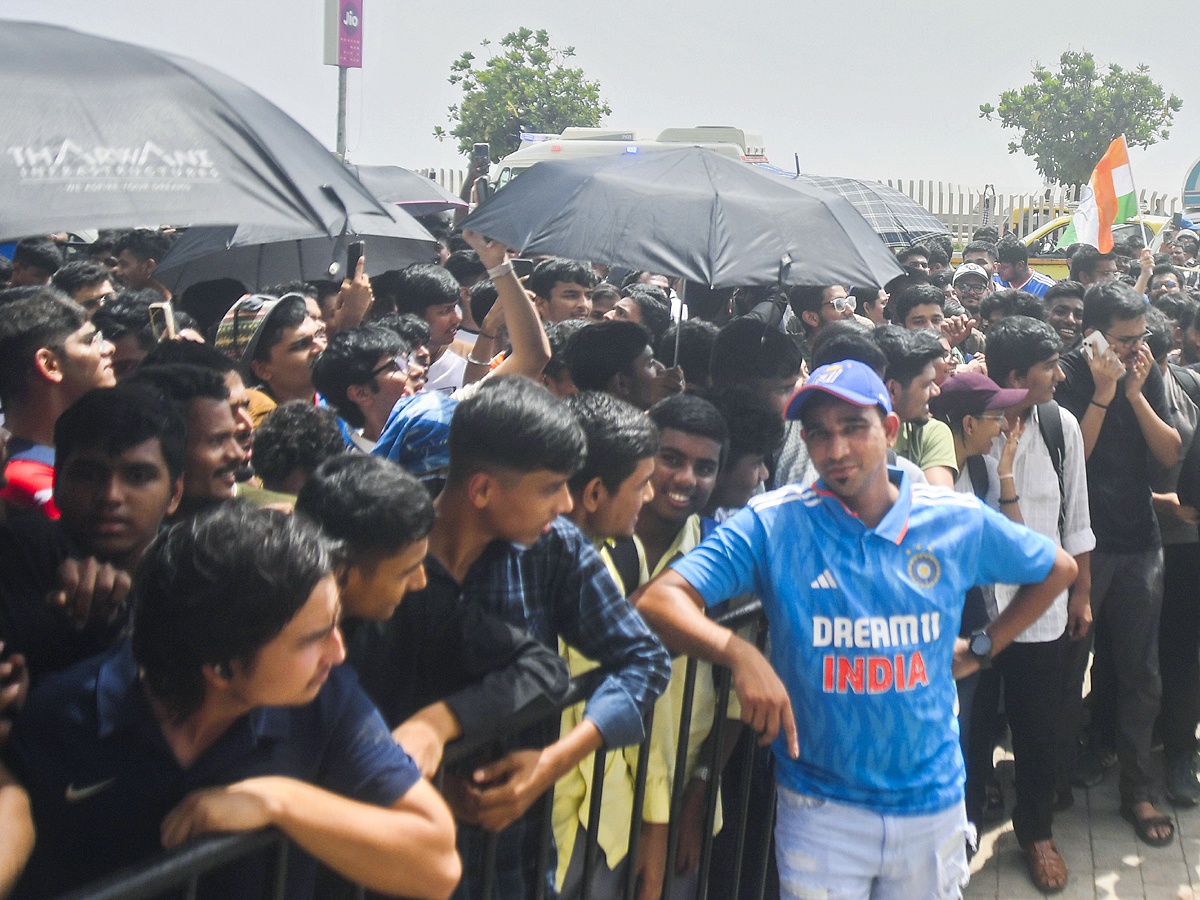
338, 0, 362, 68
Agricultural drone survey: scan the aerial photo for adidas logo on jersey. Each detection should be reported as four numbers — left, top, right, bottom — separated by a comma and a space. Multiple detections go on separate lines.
810, 569, 838, 590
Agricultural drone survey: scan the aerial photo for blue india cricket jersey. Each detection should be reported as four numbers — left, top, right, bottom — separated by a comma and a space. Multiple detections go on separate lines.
671, 467, 1056, 815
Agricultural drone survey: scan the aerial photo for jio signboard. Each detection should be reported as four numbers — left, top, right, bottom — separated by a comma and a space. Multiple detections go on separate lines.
324, 0, 362, 68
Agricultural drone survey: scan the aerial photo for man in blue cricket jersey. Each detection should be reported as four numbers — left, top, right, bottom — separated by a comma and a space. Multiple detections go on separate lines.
634, 360, 1078, 900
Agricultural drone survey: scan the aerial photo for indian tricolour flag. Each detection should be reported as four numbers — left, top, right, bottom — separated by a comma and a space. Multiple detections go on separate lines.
1057, 136, 1139, 253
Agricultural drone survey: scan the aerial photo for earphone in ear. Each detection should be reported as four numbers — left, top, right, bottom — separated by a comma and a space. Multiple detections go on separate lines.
214, 661, 232, 679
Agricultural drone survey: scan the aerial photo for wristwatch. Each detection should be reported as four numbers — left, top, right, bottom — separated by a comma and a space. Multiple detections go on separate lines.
690, 765, 712, 784
968, 629, 993, 670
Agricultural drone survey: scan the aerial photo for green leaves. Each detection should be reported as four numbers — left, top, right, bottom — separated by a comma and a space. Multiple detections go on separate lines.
436, 28, 611, 158
981, 50, 1181, 188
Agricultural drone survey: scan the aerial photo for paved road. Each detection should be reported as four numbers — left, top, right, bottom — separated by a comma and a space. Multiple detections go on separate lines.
965, 751, 1200, 900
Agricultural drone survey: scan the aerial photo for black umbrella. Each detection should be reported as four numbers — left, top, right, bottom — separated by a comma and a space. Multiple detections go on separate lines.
463, 147, 903, 288
0, 21, 394, 239
345, 165, 467, 218
155, 207, 437, 294
794, 174, 950, 249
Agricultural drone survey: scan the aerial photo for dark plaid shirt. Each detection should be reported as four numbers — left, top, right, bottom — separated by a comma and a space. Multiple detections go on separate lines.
422, 516, 671, 900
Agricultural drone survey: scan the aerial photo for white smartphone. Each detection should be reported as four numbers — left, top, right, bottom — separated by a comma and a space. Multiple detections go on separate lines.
1082, 330, 1109, 361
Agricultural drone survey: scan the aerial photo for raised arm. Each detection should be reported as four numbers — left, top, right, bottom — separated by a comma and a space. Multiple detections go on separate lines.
462, 230, 551, 382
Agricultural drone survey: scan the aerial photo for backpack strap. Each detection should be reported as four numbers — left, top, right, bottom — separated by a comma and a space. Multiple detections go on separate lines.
606, 536, 642, 597
1171, 364, 1200, 410
1036, 401, 1067, 540
966, 455, 990, 500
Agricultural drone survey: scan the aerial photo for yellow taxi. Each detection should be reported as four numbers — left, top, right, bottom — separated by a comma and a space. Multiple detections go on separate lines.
1022, 215, 1170, 279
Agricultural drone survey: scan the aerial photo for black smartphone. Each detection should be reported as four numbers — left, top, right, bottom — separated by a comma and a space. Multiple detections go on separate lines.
473, 142, 490, 164
1173, 212, 1184, 229
346, 241, 365, 278
148, 300, 176, 341
510, 258, 533, 279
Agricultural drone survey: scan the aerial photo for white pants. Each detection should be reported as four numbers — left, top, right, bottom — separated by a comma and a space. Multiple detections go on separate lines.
774, 785, 971, 900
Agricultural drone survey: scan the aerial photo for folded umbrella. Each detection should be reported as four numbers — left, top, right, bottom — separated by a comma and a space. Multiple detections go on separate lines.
0, 21, 394, 239
463, 147, 903, 288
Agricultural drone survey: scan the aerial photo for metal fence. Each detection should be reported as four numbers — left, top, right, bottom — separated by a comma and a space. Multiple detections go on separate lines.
49, 601, 772, 900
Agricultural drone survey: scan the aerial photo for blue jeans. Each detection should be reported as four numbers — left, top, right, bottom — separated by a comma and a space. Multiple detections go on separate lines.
774, 786, 971, 900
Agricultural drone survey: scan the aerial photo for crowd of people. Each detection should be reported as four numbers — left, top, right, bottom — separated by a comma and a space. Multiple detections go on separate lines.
0, 210, 1197, 900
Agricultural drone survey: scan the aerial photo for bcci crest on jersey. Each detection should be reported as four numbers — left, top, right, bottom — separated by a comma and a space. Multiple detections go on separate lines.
907, 551, 941, 589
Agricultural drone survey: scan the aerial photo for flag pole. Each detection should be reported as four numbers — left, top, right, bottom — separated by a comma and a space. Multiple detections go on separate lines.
1121, 134, 1151, 247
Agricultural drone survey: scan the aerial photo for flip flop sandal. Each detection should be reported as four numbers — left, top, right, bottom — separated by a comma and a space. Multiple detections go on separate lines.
1120, 804, 1175, 847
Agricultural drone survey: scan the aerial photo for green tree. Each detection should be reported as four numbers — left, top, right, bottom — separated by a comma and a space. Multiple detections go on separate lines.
434, 28, 611, 159
980, 50, 1181, 188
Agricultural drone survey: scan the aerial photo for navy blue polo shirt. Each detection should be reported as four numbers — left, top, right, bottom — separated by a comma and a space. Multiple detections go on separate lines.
4, 641, 421, 900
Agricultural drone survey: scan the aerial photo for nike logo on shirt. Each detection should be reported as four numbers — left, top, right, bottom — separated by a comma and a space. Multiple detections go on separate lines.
65, 778, 116, 802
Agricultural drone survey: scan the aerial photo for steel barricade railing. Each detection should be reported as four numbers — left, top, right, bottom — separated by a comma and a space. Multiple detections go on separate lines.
47, 599, 770, 900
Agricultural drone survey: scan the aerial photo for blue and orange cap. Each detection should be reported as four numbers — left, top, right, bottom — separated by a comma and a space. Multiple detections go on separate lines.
784, 360, 892, 421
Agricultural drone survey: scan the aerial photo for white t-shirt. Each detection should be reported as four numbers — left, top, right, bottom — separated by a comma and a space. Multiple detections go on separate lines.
424, 348, 467, 395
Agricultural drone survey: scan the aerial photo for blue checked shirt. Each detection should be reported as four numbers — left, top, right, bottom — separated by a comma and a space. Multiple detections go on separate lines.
428, 515, 670, 900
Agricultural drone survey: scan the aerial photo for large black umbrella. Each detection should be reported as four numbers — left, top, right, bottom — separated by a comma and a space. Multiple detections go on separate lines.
463, 147, 903, 288
0, 21, 394, 239
346, 165, 467, 218
155, 207, 438, 294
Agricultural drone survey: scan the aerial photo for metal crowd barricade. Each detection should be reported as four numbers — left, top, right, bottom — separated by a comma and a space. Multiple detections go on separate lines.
48, 600, 771, 900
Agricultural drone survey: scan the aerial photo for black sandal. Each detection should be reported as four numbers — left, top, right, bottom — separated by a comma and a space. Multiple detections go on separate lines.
1120, 803, 1175, 847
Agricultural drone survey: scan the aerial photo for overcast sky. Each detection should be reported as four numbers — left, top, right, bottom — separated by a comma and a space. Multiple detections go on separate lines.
5, 0, 1196, 200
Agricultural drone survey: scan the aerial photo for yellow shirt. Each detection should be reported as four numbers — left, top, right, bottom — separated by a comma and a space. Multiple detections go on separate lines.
552, 518, 737, 884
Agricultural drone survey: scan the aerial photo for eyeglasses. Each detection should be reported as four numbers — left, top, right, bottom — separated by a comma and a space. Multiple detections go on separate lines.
956, 282, 988, 295
978, 412, 1008, 424
824, 296, 857, 313
1104, 330, 1152, 350
369, 352, 411, 378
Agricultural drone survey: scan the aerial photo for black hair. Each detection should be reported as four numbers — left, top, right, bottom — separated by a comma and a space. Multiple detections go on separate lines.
622, 287, 671, 343
179, 278, 248, 339
882, 272, 929, 307
972, 226, 1001, 244
565, 391, 659, 495
444, 250, 487, 287
811, 319, 887, 376
893, 284, 945, 325
141, 338, 238, 374
447, 375, 586, 482
391, 264, 461, 316
91, 289, 159, 350
1144, 306, 1173, 362
1178, 297, 1200, 333
0, 290, 88, 405
114, 229, 174, 264
367, 269, 403, 317
264, 281, 317, 300
296, 455, 435, 570
591, 282, 621, 304
126, 363, 229, 408
374, 312, 432, 348
925, 245, 950, 269
311, 326, 407, 428
54, 383, 188, 482
924, 234, 954, 265
1081, 280, 1148, 332
984, 316, 1062, 386
13, 237, 64, 277
710, 317, 803, 387
1151, 263, 1184, 286
1151, 291, 1188, 322
51, 260, 111, 297
566, 320, 652, 392
529, 258, 598, 300
787, 285, 835, 321
710, 386, 784, 462
980, 288, 1046, 323
929, 270, 954, 290
896, 246, 928, 265
996, 237, 1029, 265
543, 318, 592, 379
657, 319, 719, 387
648, 392, 728, 465
1044, 280, 1085, 307
131, 503, 333, 723
963, 240, 997, 262
251, 401, 345, 493
874, 325, 944, 388
248, 295, 309, 368
1069, 245, 1115, 282
469, 279, 499, 327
